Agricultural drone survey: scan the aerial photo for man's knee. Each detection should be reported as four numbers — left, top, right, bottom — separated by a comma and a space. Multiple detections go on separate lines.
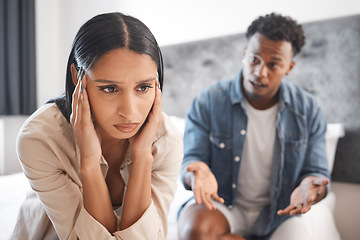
177, 204, 230, 240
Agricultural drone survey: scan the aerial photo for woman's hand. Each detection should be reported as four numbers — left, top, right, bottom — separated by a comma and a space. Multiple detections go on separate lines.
70, 70, 116, 232
129, 81, 163, 161
70, 73, 102, 168
120, 81, 162, 230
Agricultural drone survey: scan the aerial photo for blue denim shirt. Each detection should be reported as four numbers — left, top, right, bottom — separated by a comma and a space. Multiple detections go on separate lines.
181, 71, 329, 239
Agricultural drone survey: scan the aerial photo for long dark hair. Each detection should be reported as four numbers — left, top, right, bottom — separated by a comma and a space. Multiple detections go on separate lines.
49, 12, 164, 122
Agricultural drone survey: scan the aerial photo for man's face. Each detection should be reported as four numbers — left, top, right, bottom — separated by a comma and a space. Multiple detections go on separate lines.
242, 32, 295, 109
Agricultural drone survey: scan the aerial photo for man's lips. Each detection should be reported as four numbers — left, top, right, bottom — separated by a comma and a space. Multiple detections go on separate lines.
114, 123, 139, 133
249, 79, 266, 88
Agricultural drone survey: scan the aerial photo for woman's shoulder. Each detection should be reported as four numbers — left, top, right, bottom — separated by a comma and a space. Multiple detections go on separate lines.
18, 103, 72, 142
151, 113, 183, 158
151, 113, 184, 171
16, 103, 77, 170
158, 112, 183, 142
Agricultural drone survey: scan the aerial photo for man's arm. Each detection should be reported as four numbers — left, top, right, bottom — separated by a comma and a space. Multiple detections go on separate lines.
181, 92, 224, 210
185, 161, 224, 210
279, 100, 330, 216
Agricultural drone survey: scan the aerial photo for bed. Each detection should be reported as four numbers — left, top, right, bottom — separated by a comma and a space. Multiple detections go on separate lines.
2, 13, 360, 239
0, 117, 345, 240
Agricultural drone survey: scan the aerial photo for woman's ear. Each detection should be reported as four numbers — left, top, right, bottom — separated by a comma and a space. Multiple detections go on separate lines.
70, 63, 78, 86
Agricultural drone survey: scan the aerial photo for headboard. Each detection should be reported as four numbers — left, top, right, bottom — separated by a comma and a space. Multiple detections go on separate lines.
160, 14, 360, 184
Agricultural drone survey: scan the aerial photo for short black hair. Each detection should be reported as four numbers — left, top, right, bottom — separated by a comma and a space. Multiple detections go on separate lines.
246, 12, 305, 56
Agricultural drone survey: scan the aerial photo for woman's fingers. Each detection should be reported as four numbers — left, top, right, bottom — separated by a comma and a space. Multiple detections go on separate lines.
71, 74, 93, 129
153, 80, 162, 113
79, 77, 92, 127
131, 81, 163, 153
71, 76, 82, 126
148, 81, 162, 127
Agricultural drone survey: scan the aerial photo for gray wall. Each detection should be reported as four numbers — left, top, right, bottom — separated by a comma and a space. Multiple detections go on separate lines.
161, 14, 360, 183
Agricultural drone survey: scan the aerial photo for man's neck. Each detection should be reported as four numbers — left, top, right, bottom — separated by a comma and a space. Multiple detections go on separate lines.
240, 75, 279, 110
245, 95, 279, 110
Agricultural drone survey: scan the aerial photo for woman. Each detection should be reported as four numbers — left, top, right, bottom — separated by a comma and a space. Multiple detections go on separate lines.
11, 12, 183, 240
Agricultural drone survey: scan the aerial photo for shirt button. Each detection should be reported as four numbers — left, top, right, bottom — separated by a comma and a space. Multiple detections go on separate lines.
219, 142, 225, 149
232, 183, 236, 189
234, 156, 240, 162
240, 129, 246, 135
228, 205, 233, 209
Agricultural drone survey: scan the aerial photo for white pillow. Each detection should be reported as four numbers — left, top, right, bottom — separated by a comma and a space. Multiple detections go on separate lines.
169, 116, 344, 174
169, 116, 186, 137
326, 123, 345, 173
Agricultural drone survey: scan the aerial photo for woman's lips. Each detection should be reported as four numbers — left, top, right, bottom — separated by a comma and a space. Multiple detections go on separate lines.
114, 123, 139, 133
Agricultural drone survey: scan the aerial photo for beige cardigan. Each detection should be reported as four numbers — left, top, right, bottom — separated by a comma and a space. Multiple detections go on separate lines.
11, 103, 183, 240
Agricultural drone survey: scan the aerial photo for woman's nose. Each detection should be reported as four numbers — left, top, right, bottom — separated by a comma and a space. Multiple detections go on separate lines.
117, 94, 136, 118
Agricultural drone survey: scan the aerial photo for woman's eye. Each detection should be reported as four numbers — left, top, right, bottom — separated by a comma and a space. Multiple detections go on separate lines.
137, 85, 153, 93
99, 86, 117, 93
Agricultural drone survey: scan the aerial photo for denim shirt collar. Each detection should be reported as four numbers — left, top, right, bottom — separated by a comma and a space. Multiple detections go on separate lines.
278, 81, 291, 111
229, 71, 244, 105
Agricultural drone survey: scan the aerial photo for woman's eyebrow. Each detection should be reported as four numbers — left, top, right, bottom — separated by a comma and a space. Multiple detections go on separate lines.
136, 77, 156, 84
93, 77, 156, 84
93, 79, 118, 84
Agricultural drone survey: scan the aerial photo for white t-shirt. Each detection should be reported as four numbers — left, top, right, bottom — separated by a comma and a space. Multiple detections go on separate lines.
236, 100, 279, 210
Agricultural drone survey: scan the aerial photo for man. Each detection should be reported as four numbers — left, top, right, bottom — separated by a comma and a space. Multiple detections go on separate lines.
178, 13, 330, 240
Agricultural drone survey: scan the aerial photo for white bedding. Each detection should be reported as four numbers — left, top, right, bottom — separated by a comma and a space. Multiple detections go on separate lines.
0, 172, 193, 240
0, 118, 344, 240
0, 172, 31, 240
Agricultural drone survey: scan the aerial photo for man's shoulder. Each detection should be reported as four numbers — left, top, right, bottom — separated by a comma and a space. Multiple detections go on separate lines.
199, 76, 237, 98
281, 81, 321, 112
282, 81, 317, 101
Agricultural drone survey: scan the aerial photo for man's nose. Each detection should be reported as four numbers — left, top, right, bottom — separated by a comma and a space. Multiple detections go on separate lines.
254, 63, 267, 77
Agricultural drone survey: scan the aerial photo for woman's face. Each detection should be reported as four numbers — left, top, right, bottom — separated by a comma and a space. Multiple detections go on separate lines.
84, 48, 158, 141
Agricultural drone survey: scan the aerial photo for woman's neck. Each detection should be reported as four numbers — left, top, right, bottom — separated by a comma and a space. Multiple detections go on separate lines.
101, 138, 129, 166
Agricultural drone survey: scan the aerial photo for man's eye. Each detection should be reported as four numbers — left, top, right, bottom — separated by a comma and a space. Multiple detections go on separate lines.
250, 56, 260, 64
268, 63, 277, 69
